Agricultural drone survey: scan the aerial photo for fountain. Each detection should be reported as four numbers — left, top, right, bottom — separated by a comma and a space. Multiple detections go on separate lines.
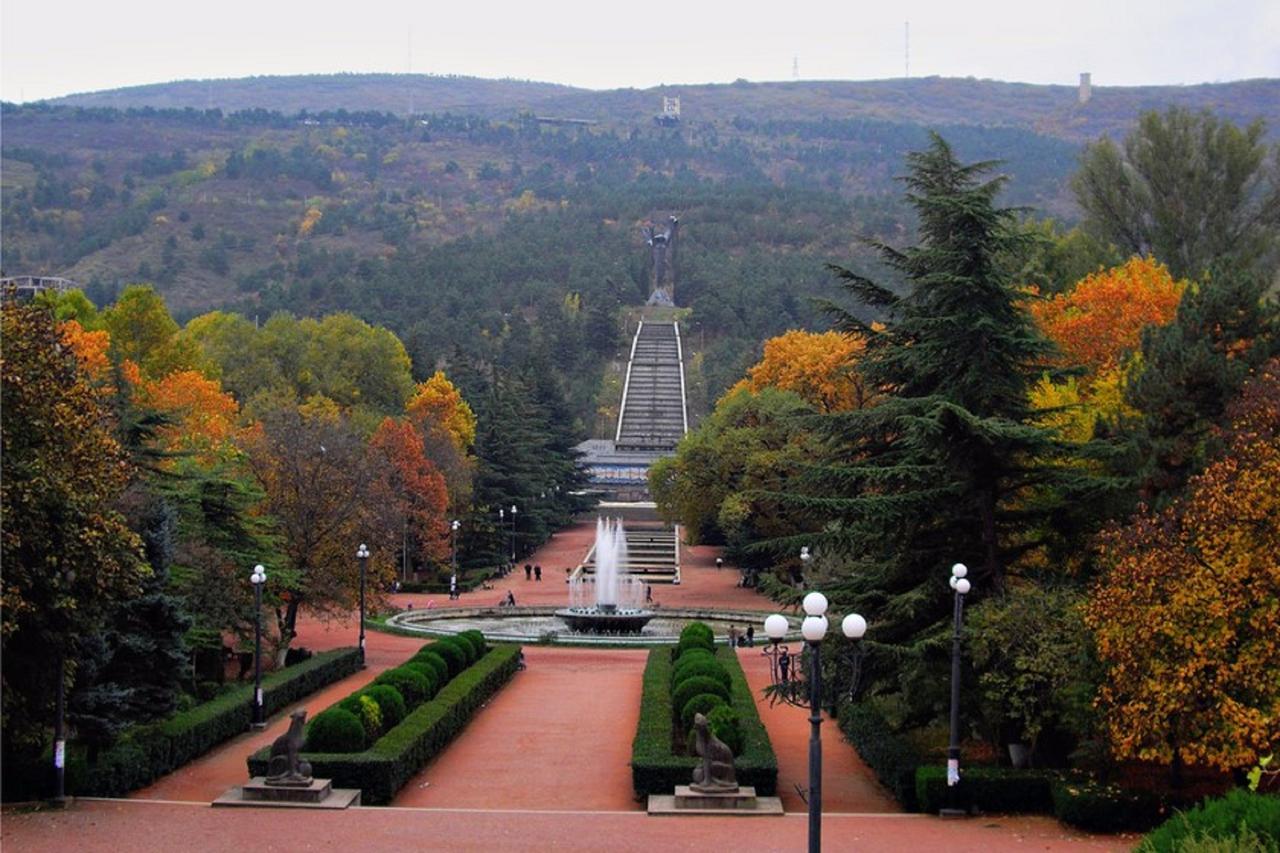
556, 518, 656, 634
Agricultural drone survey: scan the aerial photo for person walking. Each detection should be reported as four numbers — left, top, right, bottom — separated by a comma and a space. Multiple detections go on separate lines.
449, 574, 458, 600
534, 564, 542, 581
716, 557, 724, 571
728, 624, 738, 648
525, 564, 532, 581
746, 625, 755, 647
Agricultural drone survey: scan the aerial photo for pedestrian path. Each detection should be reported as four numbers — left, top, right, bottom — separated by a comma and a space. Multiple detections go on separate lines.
392, 646, 647, 811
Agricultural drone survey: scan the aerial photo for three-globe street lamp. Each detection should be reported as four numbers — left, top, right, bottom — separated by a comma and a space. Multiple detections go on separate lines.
356, 544, 370, 667
762, 582, 867, 853
509, 504, 518, 565
249, 564, 267, 729
943, 562, 973, 814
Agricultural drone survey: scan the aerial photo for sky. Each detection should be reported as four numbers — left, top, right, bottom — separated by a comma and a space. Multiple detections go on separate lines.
2, 0, 1278, 102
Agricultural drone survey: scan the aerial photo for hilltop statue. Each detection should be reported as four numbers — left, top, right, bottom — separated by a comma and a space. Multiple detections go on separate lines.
642, 215, 680, 306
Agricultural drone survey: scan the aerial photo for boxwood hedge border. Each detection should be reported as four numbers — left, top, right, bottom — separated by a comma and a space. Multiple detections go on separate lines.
247, 643, 522, 804
631, 646, 777, 798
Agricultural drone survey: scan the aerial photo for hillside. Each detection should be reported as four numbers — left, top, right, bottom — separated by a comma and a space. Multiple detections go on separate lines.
48, 73, 1280, 143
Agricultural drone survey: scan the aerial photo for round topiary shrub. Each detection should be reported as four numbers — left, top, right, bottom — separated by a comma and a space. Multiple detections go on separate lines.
672, 658, 732, 693
673, 675, 731, 715
362, 684, 407, 728
444, 635, 477, 665
305, 708, 365, 753
706, 705, 744, 756
375, 666, 430, 706
410, 650, 449, 686
677, 623, 716, 656
400, 662, 439, 699
672, 647, 715, 670
681, 693, 729, 732
427, 641, 468, 676
458, 629, 487, 658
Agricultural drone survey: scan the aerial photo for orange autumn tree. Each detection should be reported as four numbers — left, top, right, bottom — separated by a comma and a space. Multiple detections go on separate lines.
131, 369, 248, 464
727, 329, 872, 413
368, 418, 450, 576
405, 371, 476, 511
1029, 257, 1185, 441
1086, 358, 1280, 780
1030, 256, 1185, 376
59, 319, 113, 385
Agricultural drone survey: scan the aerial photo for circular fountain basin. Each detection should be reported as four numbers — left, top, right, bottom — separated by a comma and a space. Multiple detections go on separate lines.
384, 606, 802, 647
554, 607, 655, 634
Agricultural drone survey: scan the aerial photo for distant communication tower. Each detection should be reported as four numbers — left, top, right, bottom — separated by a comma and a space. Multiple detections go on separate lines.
793, 55, 799, 80
1078, 72, 1092, 105
655, 96, 681, 126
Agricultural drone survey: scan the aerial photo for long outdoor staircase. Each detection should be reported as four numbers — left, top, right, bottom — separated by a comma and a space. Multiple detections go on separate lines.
615, 321, 688, 452
577, 525, 680, 585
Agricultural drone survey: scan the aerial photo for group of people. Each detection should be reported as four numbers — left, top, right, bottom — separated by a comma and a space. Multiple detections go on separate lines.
725, 624, 755, 647
523, 563, 543, 581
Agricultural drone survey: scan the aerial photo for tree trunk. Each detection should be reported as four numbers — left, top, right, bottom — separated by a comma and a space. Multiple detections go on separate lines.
274, 600, 300, 669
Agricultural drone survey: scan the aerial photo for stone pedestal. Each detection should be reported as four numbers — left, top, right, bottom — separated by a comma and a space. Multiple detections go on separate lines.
213, 777, 361, 809
647, 785, 784, 816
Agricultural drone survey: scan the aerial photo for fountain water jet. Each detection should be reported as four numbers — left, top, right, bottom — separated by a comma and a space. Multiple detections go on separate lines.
557, 518, 655, 633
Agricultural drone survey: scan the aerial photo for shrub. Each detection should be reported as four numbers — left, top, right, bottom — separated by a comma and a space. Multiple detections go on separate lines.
375, 667, 431, 707
915, 765, 1055, 815
672, 676, 731, 715
632, 646, 777, 798
400, 663, 440, 699
426, 640, 468, 677
410, 650, 450, 686
837, 702, 923, 811
1051, 778, 1168, 833
677, 623, 716, 657
681, 693, 729, 732
440, 636, 475, 666
362, 685, 407, 728
672, 646, 715, 667
248, 645, 522, 804
305, 709, 366, 753
1138, 789, 1278, 849
457, 630, 487, 658
672, 657, 732, 693
707, 705, 744, 756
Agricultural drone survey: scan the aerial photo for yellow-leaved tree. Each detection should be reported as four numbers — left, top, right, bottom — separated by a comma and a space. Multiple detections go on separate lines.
726, 329, 871, 413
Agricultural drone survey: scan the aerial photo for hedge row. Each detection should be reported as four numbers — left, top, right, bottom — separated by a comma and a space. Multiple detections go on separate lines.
2, 648, 362, 802
1139, 789, 1280, 851
631, 645, 777, 798
916, 766, 1171, 832
836, 702, 924, 811
248, 643, 522, 804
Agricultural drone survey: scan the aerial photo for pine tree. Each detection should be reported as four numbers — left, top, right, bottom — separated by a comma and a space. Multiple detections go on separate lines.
1125, 263, 1278, 507
787, 135, 1110, 683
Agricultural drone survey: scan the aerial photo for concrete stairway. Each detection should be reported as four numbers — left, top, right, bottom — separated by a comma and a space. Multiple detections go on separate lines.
615, 321, 687, 452
578, 526, 680, 585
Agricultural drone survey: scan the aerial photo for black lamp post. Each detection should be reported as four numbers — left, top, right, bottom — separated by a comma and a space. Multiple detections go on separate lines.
450, 519, 460, 594
509, 504, 518, 564
250, 564, 267, 729
761, 565, 867, 853
356, 544, 369, 666
942, 562, 972, 815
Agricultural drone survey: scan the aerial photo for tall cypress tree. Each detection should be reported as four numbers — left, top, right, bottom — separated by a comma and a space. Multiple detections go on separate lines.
787, 135, 1109, 669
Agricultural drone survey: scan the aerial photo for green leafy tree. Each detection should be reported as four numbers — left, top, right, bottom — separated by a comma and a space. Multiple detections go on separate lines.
100, 285, 200, 378
1, 301, 147, 754
1072, 108, 1280, 280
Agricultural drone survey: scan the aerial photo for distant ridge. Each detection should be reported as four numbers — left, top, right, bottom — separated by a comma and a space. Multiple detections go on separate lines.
46, 73, 1280, 143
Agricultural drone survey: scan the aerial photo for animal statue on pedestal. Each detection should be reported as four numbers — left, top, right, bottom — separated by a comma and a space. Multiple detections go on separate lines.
690, 712, 738, 793
265, 709, 313, 786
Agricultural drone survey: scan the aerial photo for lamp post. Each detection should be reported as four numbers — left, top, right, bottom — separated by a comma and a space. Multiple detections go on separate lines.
450, 519, 460, 597
249, 564, 267, 729
356, 544, 369, 667
762, 575, 867, 853
509, 504, 518, 564
943, 562, 972, 815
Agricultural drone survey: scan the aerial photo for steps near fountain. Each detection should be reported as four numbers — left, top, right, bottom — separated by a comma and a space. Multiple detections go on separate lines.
577, 522, 680, 585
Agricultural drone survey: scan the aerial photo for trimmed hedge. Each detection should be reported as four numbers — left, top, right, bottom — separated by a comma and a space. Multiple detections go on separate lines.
426, 640, 467, 677
916, 765, 1055, 815
1053, 778, 1168, 833
2, 647, 361, 801
632, 645, 777, 798
672, 657, 732, 693
306, 708, 366, 753
1139, 789, 1280, 851
375, 667, 431, 706
672, 676, 731, 714
681, 694, 729, 731
248, 644, 522, 804
836, 702, 923, 811
410, 650, 449, 686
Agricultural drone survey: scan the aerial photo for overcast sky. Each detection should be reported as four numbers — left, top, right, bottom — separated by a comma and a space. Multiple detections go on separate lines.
3, 0, 1277, 102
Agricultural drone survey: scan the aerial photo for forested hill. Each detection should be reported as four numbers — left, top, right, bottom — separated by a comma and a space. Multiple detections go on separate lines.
47, 74, 1280, 143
